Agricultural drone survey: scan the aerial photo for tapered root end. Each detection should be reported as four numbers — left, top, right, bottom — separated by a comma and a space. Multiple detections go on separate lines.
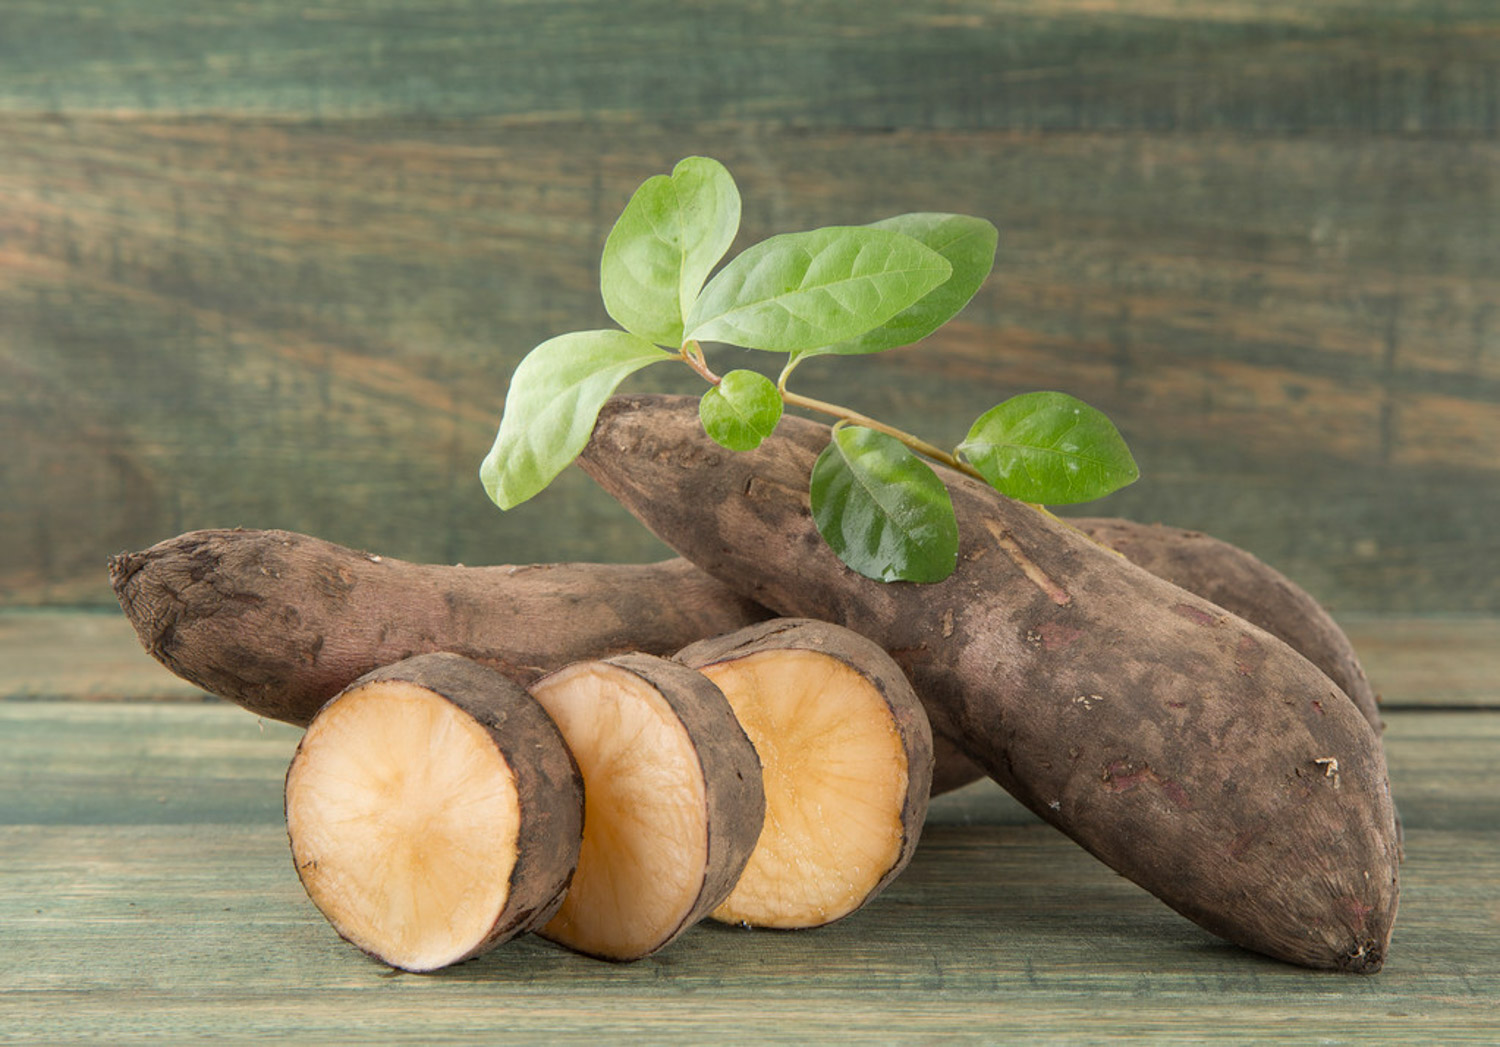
1339, 940, 1386, 974
108, 542, 188, 666
107, 550, 142, 599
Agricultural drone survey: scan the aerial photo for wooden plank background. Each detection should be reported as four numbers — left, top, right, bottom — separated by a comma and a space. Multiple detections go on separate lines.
2, 1, 1498, 613
2, 698, 1497, 1044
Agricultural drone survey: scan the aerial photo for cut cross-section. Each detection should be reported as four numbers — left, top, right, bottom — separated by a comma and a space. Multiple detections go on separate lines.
676, 619, 933, 928
284, 653, 582, 972
529, 654, 764, 961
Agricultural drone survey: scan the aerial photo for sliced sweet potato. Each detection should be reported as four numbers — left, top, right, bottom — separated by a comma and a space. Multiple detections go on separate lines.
677, 619, 933, 929
528, 654, 764, 960
284, 653, 582, 972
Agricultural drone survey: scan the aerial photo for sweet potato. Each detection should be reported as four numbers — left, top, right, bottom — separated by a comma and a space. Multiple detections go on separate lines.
1069, 517, 1380, 736
109, 528, 769, 725
528, 653, 764, 960
578, 395, 1400, 972
676, 618, 933, 928
285, 653, 584, 972
110, 525, 1380, 806
931, 517, 1389, 799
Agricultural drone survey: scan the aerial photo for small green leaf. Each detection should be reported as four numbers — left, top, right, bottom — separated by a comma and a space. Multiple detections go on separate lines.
480, 330, 676, 509
796, 213, 997, 361
601, 157, 741, 347
685, 227, 952, 353
956, 392, 1140, 505
810, 426, 959, 583
699, 370, 783, 451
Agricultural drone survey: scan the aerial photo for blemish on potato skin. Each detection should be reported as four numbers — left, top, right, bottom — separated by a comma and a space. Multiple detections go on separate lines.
1037, 622, 1083, 651
1159, 779, 1193, 809
1102, 760, 1193, 810
1170, 603, 1220, 627
985, 522, 1071, 606
1234, 634, 1267, 676
312, 564, 355, 599
1104, 760, 1152, 792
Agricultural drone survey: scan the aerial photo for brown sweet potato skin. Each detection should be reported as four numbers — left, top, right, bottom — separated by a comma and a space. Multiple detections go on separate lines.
579, 395, 1399, 973
1070, 517, 1381, 737
110, 528, 770, 726
931, 518, 1389, 798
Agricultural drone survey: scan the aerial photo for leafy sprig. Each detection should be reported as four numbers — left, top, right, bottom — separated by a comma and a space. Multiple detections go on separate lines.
481, 156, 1139, 583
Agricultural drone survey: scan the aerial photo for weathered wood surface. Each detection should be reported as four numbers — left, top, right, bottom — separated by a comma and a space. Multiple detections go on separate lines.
0, 699, 1495, 1044
7, 610, 1498, 711
2, 1, 1498, 613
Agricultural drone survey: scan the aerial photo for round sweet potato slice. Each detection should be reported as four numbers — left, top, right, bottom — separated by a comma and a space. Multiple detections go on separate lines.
528, 654, 764, 960
677, 619, 934, 929
284, 653, 583, 972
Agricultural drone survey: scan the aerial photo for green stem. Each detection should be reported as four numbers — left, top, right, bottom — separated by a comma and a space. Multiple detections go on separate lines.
679, 341, 720, 385
778, 388, 988, 484
779, 386, 1086, 536
692, 347, 1076, 533
776, 354, 804, 392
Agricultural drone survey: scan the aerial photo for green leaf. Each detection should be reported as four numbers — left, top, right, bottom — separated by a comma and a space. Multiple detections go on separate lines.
956, 391, 1140, 505
684, 227, 953, 353
699, 370, 783, 451
809, 426, 959, 583
480, 330, 676, 510
600, 157, 741, 347
796, 213, 997, 361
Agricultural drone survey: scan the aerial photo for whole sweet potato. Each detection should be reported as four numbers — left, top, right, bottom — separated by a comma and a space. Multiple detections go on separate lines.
578, 395, 1399, 973
1070, 517, 1380, 737
933, 517, 1391, 800
110, 528, 770, 726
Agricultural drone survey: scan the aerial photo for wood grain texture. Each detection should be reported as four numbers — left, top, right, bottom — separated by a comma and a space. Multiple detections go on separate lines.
3, 1, 1500, 132
2, 2, 1497, 612
1342, 616, 1500, 710
0, 701, 1495, 1043
0, 610, 207, 703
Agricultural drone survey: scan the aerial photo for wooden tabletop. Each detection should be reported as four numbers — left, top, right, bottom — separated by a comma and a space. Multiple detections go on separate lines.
0, 611, 1496, 1044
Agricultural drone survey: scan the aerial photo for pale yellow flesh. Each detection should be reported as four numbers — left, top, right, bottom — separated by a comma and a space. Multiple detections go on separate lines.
530, 664, 709, 960
699, 650, 908, 928
284, 682, 521, 972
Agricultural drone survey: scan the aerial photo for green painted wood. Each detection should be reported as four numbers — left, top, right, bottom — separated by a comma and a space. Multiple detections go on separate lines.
0, 610, 207, 703
0, 702, 1494, 1043
1343, 616, 1500, 711
3, 0, 1499, 134
3, 2, 1498, 614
